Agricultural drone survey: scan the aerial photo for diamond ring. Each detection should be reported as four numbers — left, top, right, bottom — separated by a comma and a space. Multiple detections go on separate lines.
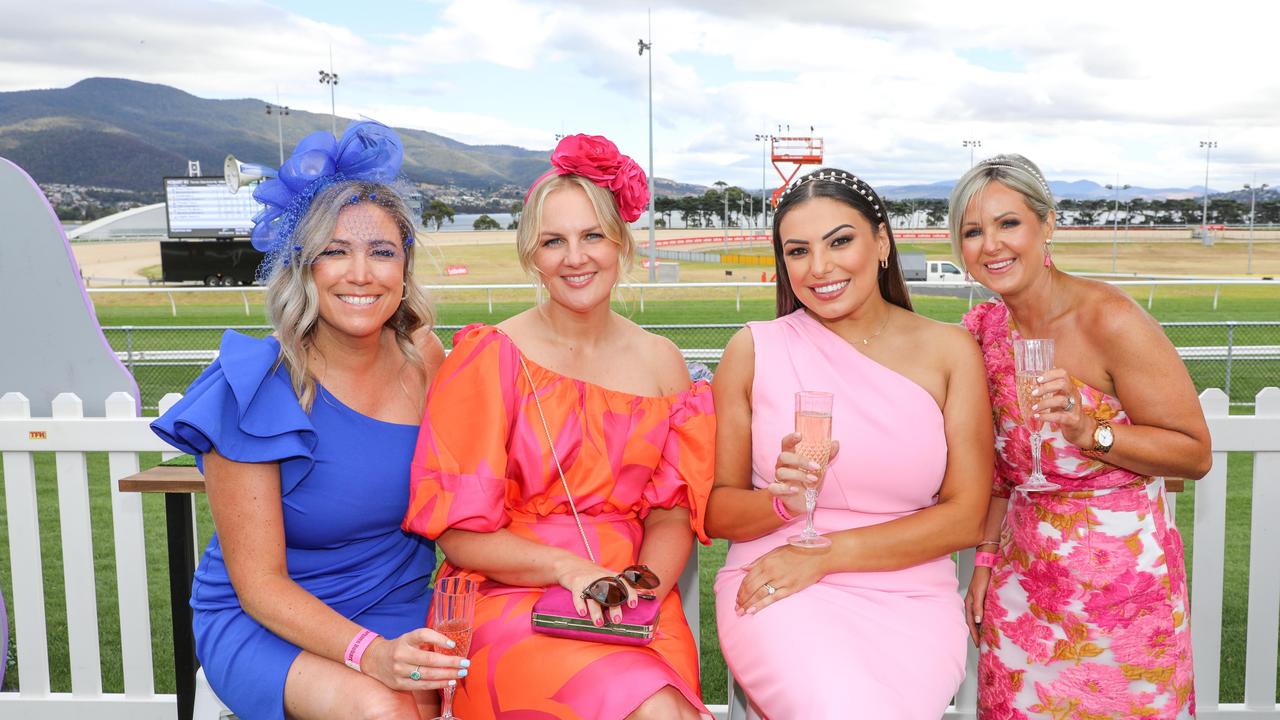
763, 583, 777, 595
1064, 395, 1076, 413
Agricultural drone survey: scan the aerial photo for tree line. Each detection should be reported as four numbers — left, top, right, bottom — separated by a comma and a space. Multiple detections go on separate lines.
420, 192, 1280, 230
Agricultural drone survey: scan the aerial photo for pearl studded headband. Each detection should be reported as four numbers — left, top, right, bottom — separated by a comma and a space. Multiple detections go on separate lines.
979, 154, 1052, 198
779, 168, 884, 219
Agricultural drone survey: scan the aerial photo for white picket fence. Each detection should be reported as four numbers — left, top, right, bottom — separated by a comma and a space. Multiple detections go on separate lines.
0, 388, 1277, 719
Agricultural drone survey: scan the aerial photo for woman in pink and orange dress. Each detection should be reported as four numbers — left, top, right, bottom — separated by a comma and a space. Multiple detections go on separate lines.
955, 154, 1213, 719
402, 134, 712, 720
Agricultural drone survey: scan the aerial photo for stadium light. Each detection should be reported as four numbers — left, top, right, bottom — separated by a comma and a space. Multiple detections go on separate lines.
1105, 180, 1130, 272
1199, 140, 1217, 232
638, 11, 656, 282
754, 133, 773, 228
1245, 178, 1269, 274
265, 102, 289, 165
963, 139, 982, 168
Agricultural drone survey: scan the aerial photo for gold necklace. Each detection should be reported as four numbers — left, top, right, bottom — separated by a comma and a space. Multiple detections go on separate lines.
855, 310, 892, 346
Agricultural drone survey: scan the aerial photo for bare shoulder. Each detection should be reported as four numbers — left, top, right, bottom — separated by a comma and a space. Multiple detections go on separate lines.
900, 310, 981, 359
410, 326, 446, 377
1073, 276, 1161, 339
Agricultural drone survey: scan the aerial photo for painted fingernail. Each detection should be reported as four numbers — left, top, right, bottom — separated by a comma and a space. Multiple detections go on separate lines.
975, 615, 982, 624
806, 474, 818, 483
448, 679, 457, 687
594, 618, 603, 627
1036, 375, 1044, 382
747, 606, 758, 615
460, 659, 471, 668
628, 599, 637, 608
807, 461, 820, 470
1031, 403, 1039, 411
458, 669, 468, 678
1031, 389, 1040, 397
578, 607, 587, 617
446, 640, 457, 648
1033, 413, 1040, 419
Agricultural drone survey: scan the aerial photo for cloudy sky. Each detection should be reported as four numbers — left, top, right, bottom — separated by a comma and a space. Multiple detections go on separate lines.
5, 0, 1278, 191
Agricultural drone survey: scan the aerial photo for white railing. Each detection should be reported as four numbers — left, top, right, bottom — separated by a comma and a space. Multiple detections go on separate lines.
1, 389, 1277, 719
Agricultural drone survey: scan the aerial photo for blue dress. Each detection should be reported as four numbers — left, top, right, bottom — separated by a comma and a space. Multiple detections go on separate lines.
151, 331, 436, 720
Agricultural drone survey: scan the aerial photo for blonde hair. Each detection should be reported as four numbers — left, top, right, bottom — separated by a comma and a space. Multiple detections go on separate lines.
264, 180, 434, 411
947, 153, 1055, 269
515, 174, 636, 281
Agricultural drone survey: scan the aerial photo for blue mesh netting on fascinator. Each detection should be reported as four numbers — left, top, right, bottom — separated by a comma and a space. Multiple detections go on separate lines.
251, 120, 410, 279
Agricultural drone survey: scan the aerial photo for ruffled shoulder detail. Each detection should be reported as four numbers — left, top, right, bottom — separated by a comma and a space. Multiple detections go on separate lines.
961, 298, 1007, 342
646, 380, 716, 544
150, 330, 318, 496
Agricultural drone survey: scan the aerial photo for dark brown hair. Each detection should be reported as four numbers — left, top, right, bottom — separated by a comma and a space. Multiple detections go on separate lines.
771, 168, 913, 317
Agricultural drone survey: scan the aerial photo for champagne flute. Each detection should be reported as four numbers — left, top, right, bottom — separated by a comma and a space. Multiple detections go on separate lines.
788, 391, 834, 549
429, 576, 477, 720
1013, 338, 1060, 492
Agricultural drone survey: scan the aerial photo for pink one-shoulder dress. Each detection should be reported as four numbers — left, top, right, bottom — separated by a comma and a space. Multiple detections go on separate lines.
714, 310, 968, 719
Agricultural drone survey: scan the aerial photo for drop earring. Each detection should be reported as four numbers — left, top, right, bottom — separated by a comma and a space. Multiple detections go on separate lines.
1043, 242, 1052, 267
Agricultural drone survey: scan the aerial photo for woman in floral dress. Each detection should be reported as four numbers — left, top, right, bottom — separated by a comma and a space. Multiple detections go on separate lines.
952, 154, 1213, 719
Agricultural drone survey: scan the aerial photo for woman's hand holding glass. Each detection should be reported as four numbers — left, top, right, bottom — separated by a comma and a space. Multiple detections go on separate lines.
360, 627, 469, 692
770, 432, 841, 517
1029, 368, 1096, 449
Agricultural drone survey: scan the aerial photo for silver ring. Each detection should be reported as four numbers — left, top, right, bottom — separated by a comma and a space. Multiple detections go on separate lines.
410, 666, 421, 681
763, 583, 777, 595
1064, 395, 1076, 413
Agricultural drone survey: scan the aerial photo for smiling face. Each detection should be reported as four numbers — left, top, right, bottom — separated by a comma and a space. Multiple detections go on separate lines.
778, 196, 889, 321
959, 180, 1055, 296
310, 202, 406, 342
530, 184, 621, 313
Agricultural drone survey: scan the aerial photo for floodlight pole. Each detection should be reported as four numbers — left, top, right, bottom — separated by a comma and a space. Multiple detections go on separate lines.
638, 12, 656, 282
266, 91, 289, 165
319, 48, 340, 136
1199, 140, 1217, 230
963, 139, 982, 168
755, 133, 772, 229
1245, 177, 1268, 274
1105, 179, 1130, 272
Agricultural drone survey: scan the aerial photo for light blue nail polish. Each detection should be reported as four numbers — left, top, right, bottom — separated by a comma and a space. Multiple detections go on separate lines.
460, 659, 471, 668
448, 679, 457, 687
458, 669, 469, 678
446, 639, 456, 648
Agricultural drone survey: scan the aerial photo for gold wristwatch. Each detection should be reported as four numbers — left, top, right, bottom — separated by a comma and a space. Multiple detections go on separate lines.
1089, 418, 1115, 454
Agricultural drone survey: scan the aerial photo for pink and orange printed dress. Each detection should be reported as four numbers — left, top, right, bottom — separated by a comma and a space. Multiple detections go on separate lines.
402, 324, 715, 720
964, 300, 1195, 720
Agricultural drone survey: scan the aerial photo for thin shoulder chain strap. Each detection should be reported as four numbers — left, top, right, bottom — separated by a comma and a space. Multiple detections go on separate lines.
516, 353, 598, 565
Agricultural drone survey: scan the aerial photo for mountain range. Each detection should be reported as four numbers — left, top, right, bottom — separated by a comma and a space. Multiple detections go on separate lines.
0, 78, 1260, 202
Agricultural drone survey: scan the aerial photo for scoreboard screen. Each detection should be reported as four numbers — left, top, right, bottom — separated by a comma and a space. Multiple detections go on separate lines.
164, 177, 262, 238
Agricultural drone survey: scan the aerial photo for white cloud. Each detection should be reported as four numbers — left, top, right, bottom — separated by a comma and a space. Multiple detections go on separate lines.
3, 0, 1278, 189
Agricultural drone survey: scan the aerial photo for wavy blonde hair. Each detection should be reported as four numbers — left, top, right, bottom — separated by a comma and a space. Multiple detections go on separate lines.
264, 180, 434, 411
515, 174, 636, 281
947, 153, 1056, 270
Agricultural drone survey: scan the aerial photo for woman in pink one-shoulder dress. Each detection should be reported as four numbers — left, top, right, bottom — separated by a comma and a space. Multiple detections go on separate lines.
707, 168, 995, 719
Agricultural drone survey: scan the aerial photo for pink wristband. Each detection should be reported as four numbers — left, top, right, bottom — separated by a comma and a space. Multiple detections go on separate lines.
974, 551, 999, 568
772, 495, 795, 522
344, 628, 380, 672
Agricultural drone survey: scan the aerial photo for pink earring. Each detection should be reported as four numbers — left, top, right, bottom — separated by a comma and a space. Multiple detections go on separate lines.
1043, 243, 1052, 267
964, 269, 971, 282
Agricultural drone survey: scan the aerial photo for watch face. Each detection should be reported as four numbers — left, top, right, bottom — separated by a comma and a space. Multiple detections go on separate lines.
1097, 425, 1115, 448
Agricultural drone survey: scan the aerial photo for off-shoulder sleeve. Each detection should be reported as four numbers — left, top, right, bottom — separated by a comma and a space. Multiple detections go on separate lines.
403, 324, 518, 539
642, 381, 716, 544
149, 331, 316, 496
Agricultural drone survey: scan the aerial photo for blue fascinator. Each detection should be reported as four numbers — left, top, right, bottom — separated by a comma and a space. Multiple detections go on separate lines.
250, 120, 405, 256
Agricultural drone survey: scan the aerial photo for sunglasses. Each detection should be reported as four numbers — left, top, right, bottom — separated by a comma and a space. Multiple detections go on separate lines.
580, 564, 661, 607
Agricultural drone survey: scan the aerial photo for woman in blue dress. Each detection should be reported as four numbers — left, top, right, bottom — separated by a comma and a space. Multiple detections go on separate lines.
152, 122, 464, 720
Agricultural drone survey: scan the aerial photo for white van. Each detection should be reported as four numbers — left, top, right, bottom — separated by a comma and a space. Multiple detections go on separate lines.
927, 260, 963, 284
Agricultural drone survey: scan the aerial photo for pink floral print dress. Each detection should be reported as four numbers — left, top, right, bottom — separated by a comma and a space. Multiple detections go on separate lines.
964, 300, 1195, 720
